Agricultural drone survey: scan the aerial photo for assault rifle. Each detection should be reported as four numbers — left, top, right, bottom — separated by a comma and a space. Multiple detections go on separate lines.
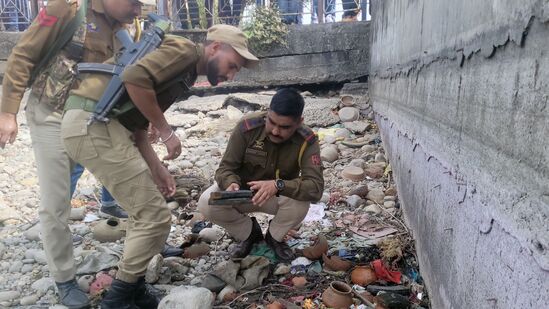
77, 13, 171, 125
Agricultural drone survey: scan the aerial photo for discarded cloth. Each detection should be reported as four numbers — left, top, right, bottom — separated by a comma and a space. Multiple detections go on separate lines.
371, 259, 401, 284
212, 256, 270, 290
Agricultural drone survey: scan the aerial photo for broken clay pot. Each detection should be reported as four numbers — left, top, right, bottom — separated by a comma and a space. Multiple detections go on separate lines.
340, 95, 355, 107
322, 253, 352, 272
321, 281, 354, 309
302, 234, 328, 260
350, 265, 377, 286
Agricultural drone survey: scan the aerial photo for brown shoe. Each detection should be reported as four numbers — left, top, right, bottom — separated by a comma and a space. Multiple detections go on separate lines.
265, 229, 295, 262
231, 217, 263, 259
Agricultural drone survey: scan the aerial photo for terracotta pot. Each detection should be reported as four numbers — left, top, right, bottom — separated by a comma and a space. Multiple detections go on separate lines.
321, 281, 354, 309
302, 234, 328, 260
322, 254, 352, 272
350, 265, 377, 286
340, 95, 355, 107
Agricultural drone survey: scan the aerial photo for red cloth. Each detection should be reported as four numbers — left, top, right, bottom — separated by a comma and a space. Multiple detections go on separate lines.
371, 259, 402, 284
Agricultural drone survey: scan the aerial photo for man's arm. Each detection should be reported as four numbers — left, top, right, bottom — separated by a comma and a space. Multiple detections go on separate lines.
1, 0, 75, 114
215, 125, 247, 190
0, 1, 74, 148
281, 141, 324, 202
134, 129, 176, 197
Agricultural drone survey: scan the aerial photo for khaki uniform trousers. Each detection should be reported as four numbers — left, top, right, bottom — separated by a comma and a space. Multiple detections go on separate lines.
198, 183, 310, 242
61, 108, 171, 283
25, 95, 77, 282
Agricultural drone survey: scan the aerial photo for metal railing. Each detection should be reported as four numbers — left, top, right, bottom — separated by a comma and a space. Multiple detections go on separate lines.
172, 0, 369, 30
0, 0, 369, 32
0, 0, 31, 31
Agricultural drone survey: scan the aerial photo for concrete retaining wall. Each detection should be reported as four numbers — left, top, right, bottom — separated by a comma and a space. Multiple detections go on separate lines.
369, 0, 549, 308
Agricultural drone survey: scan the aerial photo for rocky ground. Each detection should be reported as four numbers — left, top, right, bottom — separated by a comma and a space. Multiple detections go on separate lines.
0, 87, 430, 308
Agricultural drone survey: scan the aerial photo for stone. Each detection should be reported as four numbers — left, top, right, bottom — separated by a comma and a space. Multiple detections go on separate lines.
158, 286, 214, 309
179, 160, 194, 169
384, 196, 396, 202
361, 145, 377, 154
19, 294, 39, 306
364, 204, 383, 215
145, 254, 164, 284
23, 224, 41, 241
324, 135, 337, 144
21, 264, 33, 274
375, 153, 387, 163
31, 277, 55, 295
165, 114, 200, 127
320, 192, 330, 204
350, 159, 365, 168
385, 186, 397, 196
0, 242, 5, 259
349, 185, 369, 198
217, 285, 237, 302
167, 201, 179, 211
273, 264, 290, 275
320, 145, 339, 163
9, 261, 23, 273
384, 201, 396, 209
341, 166, 365, 181
198, 227, 224, 243
72, 224, 91, 236
346, 195, 365, 208
226, 105, 244, 120
364, 164, 384, 179
199, 274, 226, 293
174, 95, 227, 113
69, 207, 86, 221
335, 128, 351, 139
344, 121, 369, 133
366, 189, 385, 205
0, 291, 20, 303
338, 107, 360, 122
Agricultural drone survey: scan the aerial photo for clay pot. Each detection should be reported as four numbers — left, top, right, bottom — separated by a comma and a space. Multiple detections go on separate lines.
322, 281, 354, 309
302, 234, 328, 260
266, 301, 284, 309
92, 218, 127, 242
350, 265, 377, 286
340, 95, 355, 107
322, 254, 352, 272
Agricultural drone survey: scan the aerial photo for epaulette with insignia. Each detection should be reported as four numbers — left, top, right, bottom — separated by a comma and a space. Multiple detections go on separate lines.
297, 126, 318, 145
240, 116, 265, 132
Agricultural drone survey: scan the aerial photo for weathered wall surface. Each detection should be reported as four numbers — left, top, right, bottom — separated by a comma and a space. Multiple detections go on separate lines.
369, 0, 549, 308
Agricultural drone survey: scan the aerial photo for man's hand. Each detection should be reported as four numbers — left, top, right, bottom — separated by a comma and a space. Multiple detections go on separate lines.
159, 129, 182, 160
147, 123, 160, 144
0, 112, 18, 149
225, 183, 240, 192
248, 180, 278, 206
152, 164, 176, 197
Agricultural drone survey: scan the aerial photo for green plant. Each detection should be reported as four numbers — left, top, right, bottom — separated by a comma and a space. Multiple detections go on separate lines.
242, 5, 288, 53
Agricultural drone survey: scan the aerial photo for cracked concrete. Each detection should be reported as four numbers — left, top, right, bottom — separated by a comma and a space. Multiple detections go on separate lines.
370, 0, 549, 307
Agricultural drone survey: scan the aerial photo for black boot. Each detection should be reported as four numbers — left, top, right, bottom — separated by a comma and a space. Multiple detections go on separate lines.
100, 279, 137, 309
265, 229, 295, 262
231, 217, 263, 259
134, 277, 162, 309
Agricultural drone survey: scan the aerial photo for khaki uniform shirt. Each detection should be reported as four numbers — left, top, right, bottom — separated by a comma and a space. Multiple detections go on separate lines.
215, 112, 324, 202
72, 35, 201, 101
1, 0, 124, 114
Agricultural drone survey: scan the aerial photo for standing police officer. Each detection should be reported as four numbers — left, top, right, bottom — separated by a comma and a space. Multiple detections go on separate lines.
0, 1, 155, 308
61, 24, 258, 308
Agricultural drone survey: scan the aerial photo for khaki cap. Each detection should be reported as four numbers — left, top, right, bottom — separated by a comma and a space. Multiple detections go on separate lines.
206, 24, 259, 68
139, 0, 156, 5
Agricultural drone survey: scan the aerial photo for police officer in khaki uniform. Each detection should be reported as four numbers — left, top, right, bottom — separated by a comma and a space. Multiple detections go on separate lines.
61, 25, 258, 308
198, 88, 324, 262
0, 1, 154, 308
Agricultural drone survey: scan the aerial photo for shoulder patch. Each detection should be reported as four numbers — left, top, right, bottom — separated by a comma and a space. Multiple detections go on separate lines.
297, 126, 318, 145
240, 116, 265, 132
37, 8, 59, 27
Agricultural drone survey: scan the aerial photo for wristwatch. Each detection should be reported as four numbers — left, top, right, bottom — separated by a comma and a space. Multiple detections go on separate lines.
275, 179, 285, 196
